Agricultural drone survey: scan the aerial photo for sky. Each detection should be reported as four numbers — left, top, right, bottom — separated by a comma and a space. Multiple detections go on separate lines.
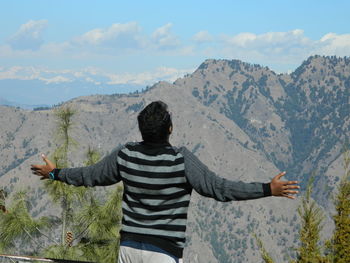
0, 0, 350, 105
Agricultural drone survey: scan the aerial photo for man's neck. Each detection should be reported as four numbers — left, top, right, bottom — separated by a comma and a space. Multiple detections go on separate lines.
141, 140, 171, 147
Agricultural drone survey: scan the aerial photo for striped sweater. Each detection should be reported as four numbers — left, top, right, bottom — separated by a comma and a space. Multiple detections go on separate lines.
58, 141, 271, 258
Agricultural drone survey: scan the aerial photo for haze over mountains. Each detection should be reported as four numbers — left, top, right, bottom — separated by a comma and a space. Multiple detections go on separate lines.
0, 66, 192, 106
0, 55, 349, 262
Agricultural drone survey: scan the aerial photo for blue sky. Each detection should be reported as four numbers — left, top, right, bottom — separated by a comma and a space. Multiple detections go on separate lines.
1, 0, 350, 105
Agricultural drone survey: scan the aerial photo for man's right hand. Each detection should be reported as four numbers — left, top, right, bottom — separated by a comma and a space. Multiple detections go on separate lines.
31, 154, 56, 180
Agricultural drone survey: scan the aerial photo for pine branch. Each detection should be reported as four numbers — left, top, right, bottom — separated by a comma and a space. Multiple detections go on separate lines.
23, 227, 45, 249
35, 227, 60, 245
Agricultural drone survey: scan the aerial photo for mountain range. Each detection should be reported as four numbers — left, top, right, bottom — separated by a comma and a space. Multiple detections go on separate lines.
0, 55, 349, 262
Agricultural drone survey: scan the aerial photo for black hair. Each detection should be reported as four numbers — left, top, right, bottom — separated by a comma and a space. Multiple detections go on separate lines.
137, 101, 172, 143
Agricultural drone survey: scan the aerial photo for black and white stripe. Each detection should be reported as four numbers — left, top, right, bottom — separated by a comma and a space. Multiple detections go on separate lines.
118, 142, 191, 257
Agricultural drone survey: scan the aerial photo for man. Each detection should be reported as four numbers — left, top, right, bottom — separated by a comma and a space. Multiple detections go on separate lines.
32, 101, 299, 263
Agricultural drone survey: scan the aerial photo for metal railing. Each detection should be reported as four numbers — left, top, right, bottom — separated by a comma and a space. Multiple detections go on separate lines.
0, 254, 96, 263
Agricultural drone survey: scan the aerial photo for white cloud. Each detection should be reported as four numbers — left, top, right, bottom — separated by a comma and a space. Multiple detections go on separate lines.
192, 31, 213, 43
71, 22, 144, 50
0, 65, 194, 86
225, 32, 257, 47
0, 66, 72, 84
0, 66, 41, 80
2, 21, 350, 75
107, 66, 193, 85
217, 30, 350, 70
42, 75, 72, 84
152, 23, 181, 50
224, 29, 310, 50
317, 33, 350, 56
216, 30, 316, 70
7, 20, 48, 50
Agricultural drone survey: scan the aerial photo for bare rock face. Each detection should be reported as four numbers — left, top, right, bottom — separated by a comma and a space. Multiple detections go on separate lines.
0, 55, 349, 262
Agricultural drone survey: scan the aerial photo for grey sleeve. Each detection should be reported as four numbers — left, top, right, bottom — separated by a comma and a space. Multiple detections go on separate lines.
57, 146, 122, 187
179, 147, 271, 201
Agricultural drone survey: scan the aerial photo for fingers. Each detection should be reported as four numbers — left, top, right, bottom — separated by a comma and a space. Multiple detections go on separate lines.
287, 180, 299, 185
275, 171, 286, 180
280, 186, 299, 199
281, 183, 300, 198
31, 165, 41, 173
283, 185, 300, 190
283, 190, 299, 195
31, 164, 41, 170
31, 168, 48, 180
42, 154, 54, 167
31, 166, 44, 176
283, 194, 296, 199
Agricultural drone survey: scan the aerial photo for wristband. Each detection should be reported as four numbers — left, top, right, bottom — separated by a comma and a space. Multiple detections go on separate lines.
263, 183, 272, 196
49, 171, 55, 180
48, 169, 60, 180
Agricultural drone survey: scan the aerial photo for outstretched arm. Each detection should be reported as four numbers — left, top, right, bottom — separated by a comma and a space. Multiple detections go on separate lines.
180, 147, 299, 201
31, 147, 122, 187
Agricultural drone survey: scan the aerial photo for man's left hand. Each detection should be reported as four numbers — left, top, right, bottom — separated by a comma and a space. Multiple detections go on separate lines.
270, 171, 300, 199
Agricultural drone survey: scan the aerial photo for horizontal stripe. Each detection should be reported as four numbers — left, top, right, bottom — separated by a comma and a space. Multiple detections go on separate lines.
120, 230, 186, 244
122, 177, 188, 190
119, 150, 184, 166
122, 147, 182, 161
118, 156, 185, 173
125, 184, 187, 195
120, 171, 187, 185
125, 143, 177, 156
126, 200, 190, 212
122, 225, 186, 239
123, 219, 186, 232
122, 201, 188, 216
119, 165, 185, 178
123, 213, 187, 226
125, 192, 190, 206
123, 208, 188, 221
124, 189, 191, 200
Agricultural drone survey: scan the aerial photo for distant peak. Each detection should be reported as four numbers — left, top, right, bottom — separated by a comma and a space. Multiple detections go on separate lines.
302, 55, 350, 66
197, 59, 217, 70
291, 55, 350, 79
196, 58, 270, 75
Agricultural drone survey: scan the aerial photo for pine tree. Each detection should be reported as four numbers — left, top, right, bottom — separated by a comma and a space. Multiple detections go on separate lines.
74, 185, 123, 263
44, 105, 87, 250
327, 149, 350, 263
0, 191, 49, 254
43, 148, 122, 262
43, 134, 122, 262
84, 146, 101, 166
52, 105, 78, 168
253, 233, 275, 263
255, 177, 326, 263
255, 150, 350, 263
292, 176, 325, 263
75, 147, 122, 263
0, 105, 123, 261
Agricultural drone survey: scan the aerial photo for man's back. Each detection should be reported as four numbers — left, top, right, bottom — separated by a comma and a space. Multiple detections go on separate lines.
117, 142, 191, 258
